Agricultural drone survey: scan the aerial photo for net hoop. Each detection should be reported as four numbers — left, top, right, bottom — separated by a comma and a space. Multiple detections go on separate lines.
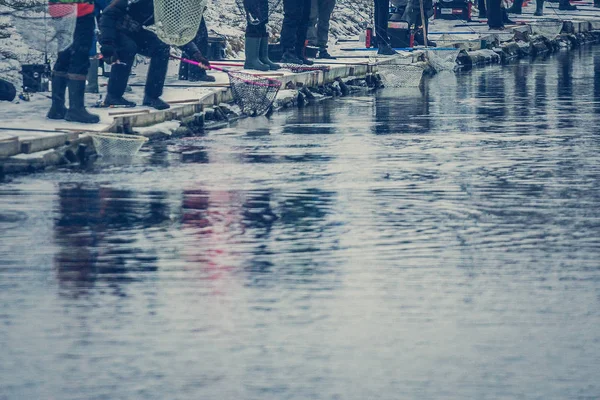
90, 133, 149, 157
153, 0, 208, 46
9, 1, 77, 55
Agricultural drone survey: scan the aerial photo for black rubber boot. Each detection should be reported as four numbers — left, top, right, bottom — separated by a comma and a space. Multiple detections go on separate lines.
142, 95, 170, 110
103, 93, 136, 107
47, 72, 68, 120
244, 36, 270, 71
189, 69, 216, 82
503, 8, 515, 23
258, 36, 281, 70
317, 48, 336, 59
378, 43, 397, 55
558, 0, 577, 10
281, 50, 304, 64
534, 0, 545, 15
506, 0, 523, 13
85, 57, 99, 94
65, 75, 100, 124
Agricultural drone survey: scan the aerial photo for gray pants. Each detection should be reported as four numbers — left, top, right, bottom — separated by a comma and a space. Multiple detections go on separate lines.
306, 0, 336, 48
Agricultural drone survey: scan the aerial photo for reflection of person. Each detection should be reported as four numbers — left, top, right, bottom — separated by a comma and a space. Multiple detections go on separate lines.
374, 0, 396, 55
307, 0, 336, 59
280, 0, 313, 64
47, 0, 99, 123
242, 0, 281, 70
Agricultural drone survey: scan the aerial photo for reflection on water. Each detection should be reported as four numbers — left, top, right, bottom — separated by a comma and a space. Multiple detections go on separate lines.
1, 48, 600, 400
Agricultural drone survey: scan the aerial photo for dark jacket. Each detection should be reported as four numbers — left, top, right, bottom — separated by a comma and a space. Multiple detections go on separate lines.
99, 0, 200, 53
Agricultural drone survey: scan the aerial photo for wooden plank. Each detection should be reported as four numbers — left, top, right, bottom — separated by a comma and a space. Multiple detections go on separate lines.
20, 131, 79, 154
108, 109, 151, 117
0, 136, 20, 158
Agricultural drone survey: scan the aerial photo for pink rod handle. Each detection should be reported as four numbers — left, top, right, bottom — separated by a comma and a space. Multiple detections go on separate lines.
171, 55, 225, 72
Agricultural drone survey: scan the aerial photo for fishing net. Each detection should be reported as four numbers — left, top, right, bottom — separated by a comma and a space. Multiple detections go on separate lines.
91, 132, 148, 157
228, 69, 281, 116
377, 62, 425, 88
281, 64, 330, 73
7, 0, 76, 56
426, 48, 460, 72
153, 0, 207, 46
531, 21, 563, 38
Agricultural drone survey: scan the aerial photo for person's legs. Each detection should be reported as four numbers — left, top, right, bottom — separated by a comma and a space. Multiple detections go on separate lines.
295, 0, 312, 62
316, 0, 335, 48
374, 0, 395, 54
306, 0, 319, 46
105, 32, 136, 106
478, 0, 487, 17
244, 0, 270, 71
47, 49, 71, 119
280, 0, 304, 62
135, 29, 170, 110
534, 0, 544, 14
182, 18, 214, 80
63, 13, 99, 123
558, 0, 577, 10
487, 0, 504, 29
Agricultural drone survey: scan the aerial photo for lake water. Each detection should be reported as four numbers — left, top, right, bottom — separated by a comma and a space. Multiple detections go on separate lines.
1, 47, 599, 399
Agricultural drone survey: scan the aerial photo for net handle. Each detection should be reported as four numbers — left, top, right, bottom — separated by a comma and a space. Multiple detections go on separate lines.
171, 56, 281, 88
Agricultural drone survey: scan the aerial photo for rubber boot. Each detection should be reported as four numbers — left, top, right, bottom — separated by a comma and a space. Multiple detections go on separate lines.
534, 0, 545, 15
506, 0, 523, 13
281, 49, 304, 64
85, 57, 99, 94
244, 36, 270, 71
503, 8, 515, 23
47, 71, 68, 120
595, 0, 600, 7
142, 95, 170, 110
259, 36, 281, 70
558, 0, 577, 10
65, 75, 100, 124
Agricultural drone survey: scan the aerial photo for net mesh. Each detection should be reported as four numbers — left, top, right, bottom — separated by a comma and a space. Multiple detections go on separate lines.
426, 48, 460, 72
8, 0, 76, 55
153, 0, 207, 46
281, 64, 330, 73
377, 62, 425, 88
91, 133, 149, 157
228, 70, 281, 116
531, 21, 563, 38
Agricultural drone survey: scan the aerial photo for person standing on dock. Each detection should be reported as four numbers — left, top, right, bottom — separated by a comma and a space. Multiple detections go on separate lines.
307, 0, 337, 59
99, 0, 172, 109
178, 17, 218, 81
374, 0, 396, 55
242, 0, 281, 70
46, 0, 100, 124
280, 0, 314, 64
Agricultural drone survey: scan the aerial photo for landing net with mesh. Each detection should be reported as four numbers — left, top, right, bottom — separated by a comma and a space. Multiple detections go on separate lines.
425, 48, 460, 72
91, 132, 148, 157
8, 0, 77, 56
227, 69, 281, 116
377, 60, 425, 88
153, 0, 207, 46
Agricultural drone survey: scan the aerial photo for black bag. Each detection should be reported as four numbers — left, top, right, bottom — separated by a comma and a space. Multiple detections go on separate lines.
0, 78, 16, 102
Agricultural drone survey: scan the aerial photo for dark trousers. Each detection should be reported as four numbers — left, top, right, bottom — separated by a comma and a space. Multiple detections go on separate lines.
244, 0, 269, 37
374, 0, 390, 45
307, 0, 336, 48
107, 28, 170, 99
280, 0, 311, 54
487, 0, 503, 28
179, 18, 208, 80
54, 14, 95, 76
